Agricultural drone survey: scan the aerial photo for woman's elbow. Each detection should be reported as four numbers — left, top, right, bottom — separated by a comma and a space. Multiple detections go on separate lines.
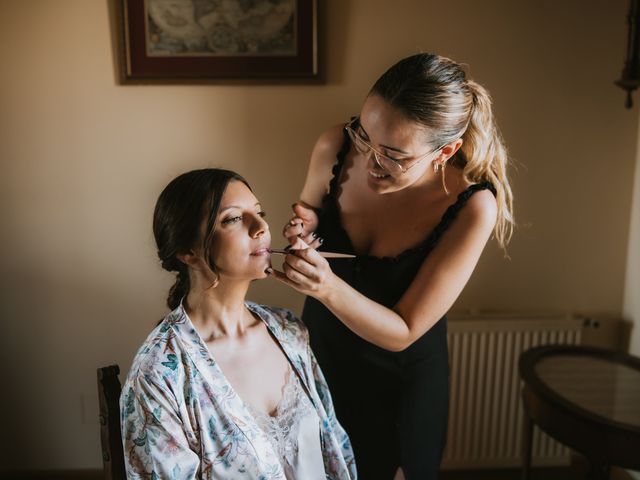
380, 312, 423, 352
384, 316, 438, 352
383, 332, 415, 352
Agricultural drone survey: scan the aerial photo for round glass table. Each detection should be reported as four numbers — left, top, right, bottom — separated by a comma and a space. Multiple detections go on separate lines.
519, 345, 640, 480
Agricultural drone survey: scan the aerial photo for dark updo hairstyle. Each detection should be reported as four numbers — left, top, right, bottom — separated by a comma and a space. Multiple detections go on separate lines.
153, 168, 251, 310
370, 53, 514, 248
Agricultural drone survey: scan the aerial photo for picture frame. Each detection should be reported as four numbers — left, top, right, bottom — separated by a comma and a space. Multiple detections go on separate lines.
117, 0, 319, 83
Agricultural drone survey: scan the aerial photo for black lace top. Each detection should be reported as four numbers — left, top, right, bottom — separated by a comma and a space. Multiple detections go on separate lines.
302, 126, 496, 356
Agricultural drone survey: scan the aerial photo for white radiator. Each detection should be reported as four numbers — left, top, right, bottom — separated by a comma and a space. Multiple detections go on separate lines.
441, 313, 584, 469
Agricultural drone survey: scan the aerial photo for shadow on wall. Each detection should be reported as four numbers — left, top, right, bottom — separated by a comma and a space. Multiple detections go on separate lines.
0, 264, 168, 469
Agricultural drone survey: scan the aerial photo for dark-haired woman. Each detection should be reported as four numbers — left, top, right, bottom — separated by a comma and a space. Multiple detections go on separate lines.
274, 53, 514, 479
120, 169, 356, 479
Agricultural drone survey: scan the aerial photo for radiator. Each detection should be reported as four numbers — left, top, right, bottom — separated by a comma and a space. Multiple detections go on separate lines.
441, 313, 584, 469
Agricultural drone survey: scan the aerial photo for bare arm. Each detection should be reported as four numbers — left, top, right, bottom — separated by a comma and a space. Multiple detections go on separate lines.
274, 189, 497, 351
299, 124, 345, 208
282, 125, 345, 246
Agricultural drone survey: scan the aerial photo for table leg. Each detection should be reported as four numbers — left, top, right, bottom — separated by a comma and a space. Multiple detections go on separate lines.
521, 410, 534, 480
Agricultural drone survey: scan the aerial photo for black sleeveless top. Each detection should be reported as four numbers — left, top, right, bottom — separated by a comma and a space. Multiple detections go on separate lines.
302, 127, 496, 362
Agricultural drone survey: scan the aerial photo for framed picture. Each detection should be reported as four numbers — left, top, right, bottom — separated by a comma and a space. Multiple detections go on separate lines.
118, 0, 318, 83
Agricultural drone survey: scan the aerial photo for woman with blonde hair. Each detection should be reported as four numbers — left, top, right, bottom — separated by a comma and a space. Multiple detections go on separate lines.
273, 53, 514, 479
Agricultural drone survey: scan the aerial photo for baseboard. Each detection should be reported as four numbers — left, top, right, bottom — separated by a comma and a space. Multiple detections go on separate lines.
0, 470, 102, 480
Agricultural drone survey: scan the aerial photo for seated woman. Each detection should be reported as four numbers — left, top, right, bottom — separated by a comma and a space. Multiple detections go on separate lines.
120, 168, 356, 479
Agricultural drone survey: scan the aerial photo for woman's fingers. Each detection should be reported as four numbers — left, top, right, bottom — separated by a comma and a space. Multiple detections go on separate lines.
300, 232, 317, 245
307, 236, 323, 249
292, 203, 318, 227
283, 248, 328, 288
287, 236, 310, 251
291, 245, 323, 265
283, 221, 321, 246
283, 217, 304, 237
282, 265, 314, 288
267, 247, 330, 296
283, 203, 320, 244
283, 217, 320, 246
284, 252, 317, 279
267, 267, 305, 290
267, 264, 315, 291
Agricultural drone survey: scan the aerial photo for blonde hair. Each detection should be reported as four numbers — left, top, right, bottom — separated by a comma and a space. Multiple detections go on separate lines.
370, 53, 514, 249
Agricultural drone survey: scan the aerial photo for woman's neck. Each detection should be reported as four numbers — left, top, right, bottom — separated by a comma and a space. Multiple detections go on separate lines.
184, 279, 256, 341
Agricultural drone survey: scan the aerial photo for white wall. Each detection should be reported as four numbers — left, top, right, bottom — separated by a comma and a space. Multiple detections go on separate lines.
0, 0, 636, 470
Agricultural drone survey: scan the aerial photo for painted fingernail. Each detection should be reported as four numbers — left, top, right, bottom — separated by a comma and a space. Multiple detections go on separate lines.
284, 244, 292, 251
265, 267, 273, 274
311, 232, 317, 238
318, 237, 324, 244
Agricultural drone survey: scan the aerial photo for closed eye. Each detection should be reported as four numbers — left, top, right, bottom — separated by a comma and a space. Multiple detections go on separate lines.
222, 211, 266, 225
221, 215, 242, 225
356, 126, 408, 162
384, 153, 409, 163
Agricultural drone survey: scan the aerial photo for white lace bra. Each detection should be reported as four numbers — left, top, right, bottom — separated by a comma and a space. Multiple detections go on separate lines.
246, 368, 326, 479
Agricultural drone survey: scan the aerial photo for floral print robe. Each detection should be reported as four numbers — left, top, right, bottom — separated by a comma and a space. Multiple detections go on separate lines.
120, 302, 356, 479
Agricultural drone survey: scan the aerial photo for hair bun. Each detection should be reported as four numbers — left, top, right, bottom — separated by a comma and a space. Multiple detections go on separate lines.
160, 256, 180, 272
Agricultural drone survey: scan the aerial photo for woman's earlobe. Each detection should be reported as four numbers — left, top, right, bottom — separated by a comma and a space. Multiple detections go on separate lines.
177, 250, 197, 266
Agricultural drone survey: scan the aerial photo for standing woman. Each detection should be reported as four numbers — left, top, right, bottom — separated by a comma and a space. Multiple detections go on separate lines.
273, 53, 514, 480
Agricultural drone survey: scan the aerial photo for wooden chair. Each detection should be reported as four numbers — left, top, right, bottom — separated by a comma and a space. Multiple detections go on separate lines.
97, 365, 127, 480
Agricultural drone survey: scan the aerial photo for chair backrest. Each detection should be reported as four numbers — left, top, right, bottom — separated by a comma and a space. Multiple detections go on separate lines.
97, 365, 127, 480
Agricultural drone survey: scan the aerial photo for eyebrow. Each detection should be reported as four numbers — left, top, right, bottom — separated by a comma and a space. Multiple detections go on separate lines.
358, 123, 410, 155
219, 202, 261, 213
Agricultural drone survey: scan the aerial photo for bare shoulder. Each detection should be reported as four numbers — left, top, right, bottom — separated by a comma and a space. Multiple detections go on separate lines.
459, 186, 498, 229
310, 124, 345, 168
300, 124, 346, 206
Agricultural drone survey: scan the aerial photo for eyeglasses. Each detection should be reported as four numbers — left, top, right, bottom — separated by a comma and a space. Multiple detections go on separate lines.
344, 117, 443, 176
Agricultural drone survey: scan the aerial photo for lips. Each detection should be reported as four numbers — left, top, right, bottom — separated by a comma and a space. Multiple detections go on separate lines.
250, 247, 271, 256
369, 170, 391, 179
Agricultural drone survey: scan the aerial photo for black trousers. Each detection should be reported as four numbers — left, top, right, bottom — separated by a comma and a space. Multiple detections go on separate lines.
308, 316, 450, 480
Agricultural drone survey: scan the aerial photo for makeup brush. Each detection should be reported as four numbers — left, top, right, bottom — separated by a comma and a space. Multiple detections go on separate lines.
268, 248, 355, 259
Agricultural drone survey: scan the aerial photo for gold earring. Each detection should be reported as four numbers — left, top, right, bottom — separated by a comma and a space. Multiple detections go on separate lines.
440, 162, 450, 195
207, 268, 220, 289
